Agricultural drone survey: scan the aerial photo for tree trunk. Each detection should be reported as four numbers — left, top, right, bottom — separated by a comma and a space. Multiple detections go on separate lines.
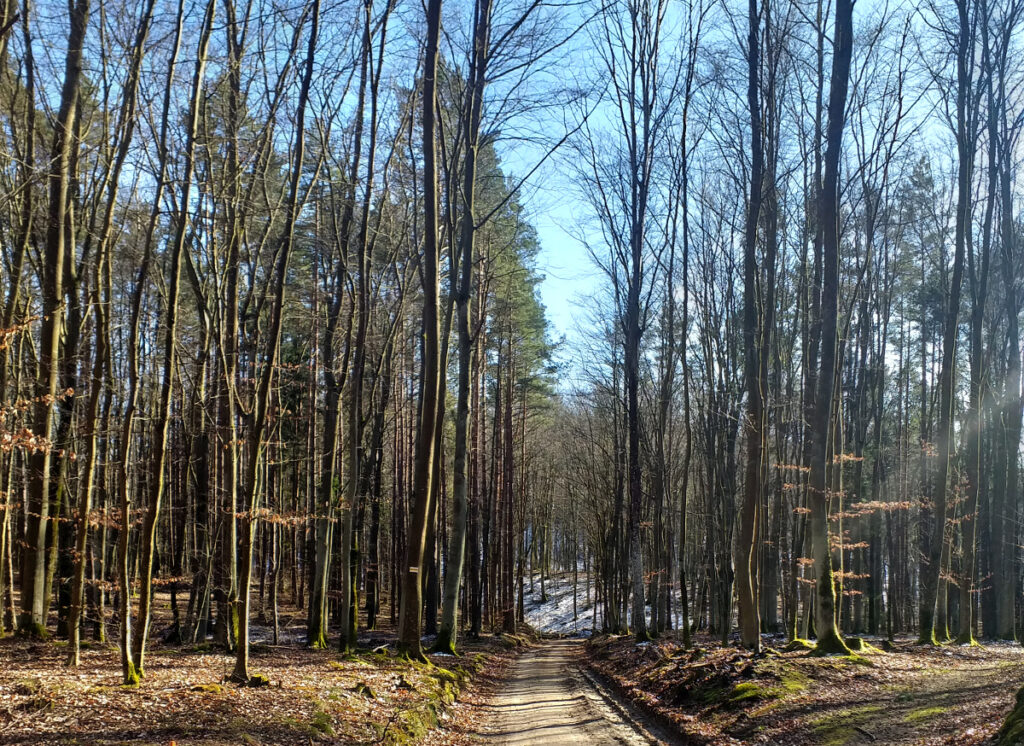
808, 0, 853, 655
397, 0, 443, 661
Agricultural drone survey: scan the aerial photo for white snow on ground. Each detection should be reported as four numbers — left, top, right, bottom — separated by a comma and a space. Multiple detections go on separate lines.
524, 571, 662, 636
524, 572, 601, 636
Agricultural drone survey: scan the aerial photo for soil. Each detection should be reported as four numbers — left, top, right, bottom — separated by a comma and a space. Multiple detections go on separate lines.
463, 638, 681, 745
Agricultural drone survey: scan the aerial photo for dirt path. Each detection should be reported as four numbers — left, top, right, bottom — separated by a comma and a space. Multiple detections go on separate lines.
477, 639, 678, 745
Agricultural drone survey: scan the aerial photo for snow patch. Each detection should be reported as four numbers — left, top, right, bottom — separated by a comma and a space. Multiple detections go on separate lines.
523, 572, 600, 636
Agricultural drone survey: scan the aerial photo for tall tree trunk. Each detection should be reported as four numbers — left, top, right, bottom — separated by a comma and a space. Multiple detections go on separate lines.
434, 0, 491, 655
131, 0, 213, 675
397, 0, 442, 661
737, 0, 765, 653
958, 31, 993, 643
920, 0, 972, 645
808, 0, 853, 655
20, 0, 90, 638
232, 0, 318, 682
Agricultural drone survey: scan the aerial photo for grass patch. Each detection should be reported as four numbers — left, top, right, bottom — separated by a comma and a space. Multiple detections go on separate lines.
882, 683, 915, 702
904, 706, 946, 723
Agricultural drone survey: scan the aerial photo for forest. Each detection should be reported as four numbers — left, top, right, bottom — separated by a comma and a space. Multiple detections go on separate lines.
1, 0, 1024, 742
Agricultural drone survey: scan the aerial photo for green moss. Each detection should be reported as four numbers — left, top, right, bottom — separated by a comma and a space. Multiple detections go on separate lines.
811, 705, 884, 746
998, 686, 1024, 744
431, 637, 459, 656
438, 680, 458, 705
904, 706, 946, 723
18, 621, 49, 640
838, 654, 874, 666
122, 663, 140, 688
14, 679, 53, 713
17, 695, 53, 712
729, 666, 808, 707
499, 633, 530, 649
882, 684, 915, 702
692, 684, 730, 704
280, 703, 335, 741
14, 678, 43, 696
431, 666, 458, 684
731, 682, 773, 702
392, 703, 439, 743
310, 708, 334, 736
783, 638, 815, 652
808, 633, 853, 657
842, 637, 885, 656
777, 667, 810, 693
955, 635, 982, 648
190, 683, 224, 694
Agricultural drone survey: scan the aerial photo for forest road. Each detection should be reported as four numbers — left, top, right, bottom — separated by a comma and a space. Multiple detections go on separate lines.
477, 638, 682, 745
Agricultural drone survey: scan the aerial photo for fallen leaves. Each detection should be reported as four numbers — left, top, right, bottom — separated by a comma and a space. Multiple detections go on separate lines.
0, 615, 505, 745
585, 634, 1024, 745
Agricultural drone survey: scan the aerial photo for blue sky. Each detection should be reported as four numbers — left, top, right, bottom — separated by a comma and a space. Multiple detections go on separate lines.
535, 213, 597, 345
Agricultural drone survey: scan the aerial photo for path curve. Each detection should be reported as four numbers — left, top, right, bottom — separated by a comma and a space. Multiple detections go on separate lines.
478, 639, 678, 745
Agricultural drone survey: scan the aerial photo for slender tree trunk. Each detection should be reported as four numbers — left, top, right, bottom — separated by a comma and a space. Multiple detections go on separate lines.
920, 0, 972, 645
808, 0, 853, 655
232, 0, 318, 682
20, 0, 90, 638
737, 0, 764, 653
435, 0, 491, 655
397, 0, 442, 661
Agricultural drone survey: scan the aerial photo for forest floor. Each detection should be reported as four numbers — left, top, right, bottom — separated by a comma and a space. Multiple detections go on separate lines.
0, 596, 519, 745
585, 633, 1024, 745
6, 590, 1020, 746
